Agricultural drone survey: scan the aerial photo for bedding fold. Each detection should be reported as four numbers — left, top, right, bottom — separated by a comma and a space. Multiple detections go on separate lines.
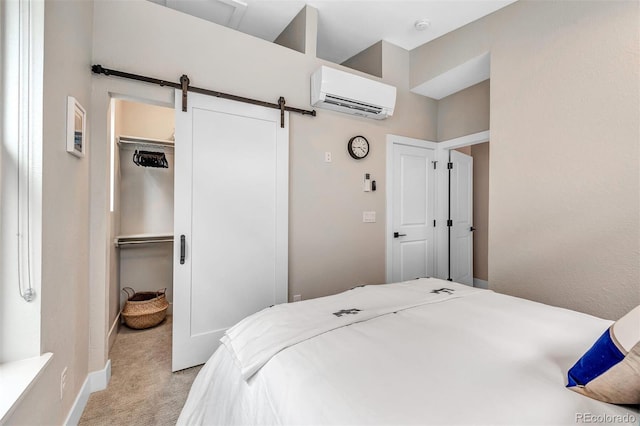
221, 278, 483, 380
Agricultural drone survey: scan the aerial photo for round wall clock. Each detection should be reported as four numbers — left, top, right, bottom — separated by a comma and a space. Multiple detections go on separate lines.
347, 135, 370, 160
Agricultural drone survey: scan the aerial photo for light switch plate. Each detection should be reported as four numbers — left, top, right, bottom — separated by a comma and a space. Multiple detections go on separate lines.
363, 211, 376, 223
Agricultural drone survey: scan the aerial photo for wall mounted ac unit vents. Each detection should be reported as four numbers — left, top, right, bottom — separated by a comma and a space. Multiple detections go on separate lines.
311, 66, 396, 120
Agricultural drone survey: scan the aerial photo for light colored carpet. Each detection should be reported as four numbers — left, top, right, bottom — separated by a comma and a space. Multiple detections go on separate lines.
79, 316, 202, 426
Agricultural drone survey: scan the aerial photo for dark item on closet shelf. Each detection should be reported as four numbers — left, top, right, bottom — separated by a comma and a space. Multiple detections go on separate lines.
132, 149, 169, 168
121, 287, 168, 329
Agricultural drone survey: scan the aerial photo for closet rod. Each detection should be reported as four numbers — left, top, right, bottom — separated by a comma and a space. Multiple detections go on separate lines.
118, 136, 175, 148
91, 64, 316, 128
115, 235, 174, 247
116, 239, 173, 247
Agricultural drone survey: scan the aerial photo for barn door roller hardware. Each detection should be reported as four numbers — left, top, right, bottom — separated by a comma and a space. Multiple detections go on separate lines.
91, 64, 316, 128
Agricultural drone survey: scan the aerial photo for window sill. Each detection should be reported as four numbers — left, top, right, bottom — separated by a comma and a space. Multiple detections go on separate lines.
0, 353, 53, 423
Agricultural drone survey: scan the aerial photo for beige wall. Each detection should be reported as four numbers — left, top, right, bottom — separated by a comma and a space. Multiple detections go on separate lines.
342, 41, 383, 77
88, 0, 436, 371
6, 0, 94, 424
413, 0, 640, 320
454, 146, 471, 155
274, 6, 306, 54
117, 100, 175, 141
437, 79, 490, 142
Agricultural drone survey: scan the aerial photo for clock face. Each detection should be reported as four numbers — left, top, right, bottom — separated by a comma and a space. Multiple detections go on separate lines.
348, 136, 369, 159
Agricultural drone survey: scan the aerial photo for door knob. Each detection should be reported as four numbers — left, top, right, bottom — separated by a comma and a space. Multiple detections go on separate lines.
470, 227, 476, 232
393, 232, 407, 238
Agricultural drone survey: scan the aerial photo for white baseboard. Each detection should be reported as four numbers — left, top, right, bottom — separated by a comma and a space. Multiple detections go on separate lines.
473, 278, 489, 289
64, 359, 111, 426
89, 359, 111, 392
64, 377, 90, 426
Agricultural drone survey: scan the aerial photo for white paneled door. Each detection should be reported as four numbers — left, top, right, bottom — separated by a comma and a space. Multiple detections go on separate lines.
390, 142, 436, 282
172, 91, 288, 372
449, 150, 473, 286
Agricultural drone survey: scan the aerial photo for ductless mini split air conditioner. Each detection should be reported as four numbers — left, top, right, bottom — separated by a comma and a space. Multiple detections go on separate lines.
311, 66, 397, 120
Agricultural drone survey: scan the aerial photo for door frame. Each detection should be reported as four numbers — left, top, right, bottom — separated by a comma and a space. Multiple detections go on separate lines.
435, 130, 490, 281
91, 85, 175, 372
386, 131, 490, 284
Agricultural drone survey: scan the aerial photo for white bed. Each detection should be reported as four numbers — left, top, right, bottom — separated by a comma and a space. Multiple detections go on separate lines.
178, 278, 639, 425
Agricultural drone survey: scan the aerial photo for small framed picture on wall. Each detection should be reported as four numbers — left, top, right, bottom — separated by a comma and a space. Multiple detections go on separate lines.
66, 96, 86, 157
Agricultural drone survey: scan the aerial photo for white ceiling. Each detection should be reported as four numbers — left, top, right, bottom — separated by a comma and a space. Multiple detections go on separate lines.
148, 0, 516, 65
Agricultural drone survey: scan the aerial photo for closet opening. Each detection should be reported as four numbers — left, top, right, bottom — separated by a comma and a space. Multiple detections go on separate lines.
108, 98, 175, 365
446, 141, 489, 289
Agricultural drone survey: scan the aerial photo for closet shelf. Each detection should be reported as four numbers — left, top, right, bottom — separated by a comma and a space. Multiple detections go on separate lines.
115, 233, 174, 247
118, 135, 175, 149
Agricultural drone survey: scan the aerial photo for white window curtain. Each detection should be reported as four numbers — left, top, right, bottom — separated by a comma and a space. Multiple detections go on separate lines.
1, 0, 44, 363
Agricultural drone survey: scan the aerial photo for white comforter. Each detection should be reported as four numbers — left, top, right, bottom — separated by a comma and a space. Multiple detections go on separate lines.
178, 278, 639, 425
222, 279, 482, 380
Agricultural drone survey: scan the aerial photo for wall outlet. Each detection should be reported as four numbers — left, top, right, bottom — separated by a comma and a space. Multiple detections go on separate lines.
324, 152, 332, 163
292, 294, 302, 302
60, 367, 68, 400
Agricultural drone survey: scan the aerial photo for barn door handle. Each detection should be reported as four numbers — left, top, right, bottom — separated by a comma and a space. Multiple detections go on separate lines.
180, 235, 186, 264
393, 232, 407, 238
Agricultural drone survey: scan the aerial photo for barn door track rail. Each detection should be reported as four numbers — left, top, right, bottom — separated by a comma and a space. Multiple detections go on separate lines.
91, 64, 316, 128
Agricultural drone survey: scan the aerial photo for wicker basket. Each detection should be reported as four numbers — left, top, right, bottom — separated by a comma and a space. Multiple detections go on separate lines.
121, 287, 168, 329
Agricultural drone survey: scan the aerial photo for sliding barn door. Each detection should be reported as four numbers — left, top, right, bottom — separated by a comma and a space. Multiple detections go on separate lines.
172, 91, 288, 371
